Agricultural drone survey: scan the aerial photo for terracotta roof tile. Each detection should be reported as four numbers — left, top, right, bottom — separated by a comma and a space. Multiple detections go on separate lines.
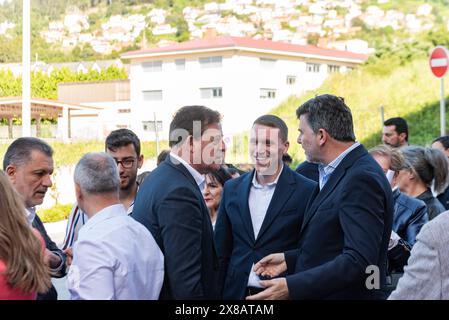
122, 36, 368, 61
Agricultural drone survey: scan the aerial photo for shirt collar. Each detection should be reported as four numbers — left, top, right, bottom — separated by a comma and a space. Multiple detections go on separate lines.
169, 152, 205, 188
251, 164, 284, 189
25, 207, 36, 226
320, 142, 360, 172
84, 204, 126, 229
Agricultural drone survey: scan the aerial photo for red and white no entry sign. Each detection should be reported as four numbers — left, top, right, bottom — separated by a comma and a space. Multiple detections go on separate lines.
430, 46, 449, 78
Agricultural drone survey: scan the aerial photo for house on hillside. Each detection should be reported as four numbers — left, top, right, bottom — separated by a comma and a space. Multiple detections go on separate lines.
121, 36, 368, 141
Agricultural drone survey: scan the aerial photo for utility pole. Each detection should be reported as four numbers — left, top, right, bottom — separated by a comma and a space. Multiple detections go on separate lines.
22, 0, 31, 137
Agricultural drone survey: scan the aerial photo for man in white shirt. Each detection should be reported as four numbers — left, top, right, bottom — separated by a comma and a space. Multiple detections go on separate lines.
63, 129, 146, 259
67, 152, 164, 300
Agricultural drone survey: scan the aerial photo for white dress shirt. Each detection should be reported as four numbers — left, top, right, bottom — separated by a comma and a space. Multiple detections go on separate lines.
247, 166, 283, 288
67, 204, 164, 300
63, 183, 139, 250
169, 152, 205, 191
25, 207, 36, 226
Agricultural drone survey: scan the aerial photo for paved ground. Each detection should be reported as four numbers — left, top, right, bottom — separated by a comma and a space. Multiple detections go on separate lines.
45, 219, 70, 300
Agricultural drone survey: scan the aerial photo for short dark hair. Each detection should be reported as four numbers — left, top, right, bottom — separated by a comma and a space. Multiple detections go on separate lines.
157, 149, 170, 165
3, 137, 53, 170
169, 105, 221, 147
253, 115, 288, 143
296, 94, 355, 142
206, 166, 233, 187
432, 136, 449, 150
282, 153, 293, 164
105, 129, 141, 156
384, 117, 408, 142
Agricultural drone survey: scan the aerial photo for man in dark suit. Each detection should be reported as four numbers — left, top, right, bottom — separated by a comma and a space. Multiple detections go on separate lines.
132, 105, 224, 300
3, 137, 67, 300
215, 115, 317, 299
249, 94, 394, 300
295, 160, 319, 182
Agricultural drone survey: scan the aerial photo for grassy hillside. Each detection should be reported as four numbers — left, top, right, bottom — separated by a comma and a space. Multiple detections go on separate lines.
260, 58, 449, 166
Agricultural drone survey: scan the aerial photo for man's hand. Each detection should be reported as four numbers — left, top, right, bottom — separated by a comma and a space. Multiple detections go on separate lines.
64, 247, 73, 267
246, 278, 289, 300
44, 249, 62, 269
253, 253, 287, 278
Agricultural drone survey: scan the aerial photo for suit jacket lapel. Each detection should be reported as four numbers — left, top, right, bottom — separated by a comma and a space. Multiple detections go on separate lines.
238, 170, 256, 243
256, 166, 295, 242
300, 145, 366, 234
165, 156, 217, 255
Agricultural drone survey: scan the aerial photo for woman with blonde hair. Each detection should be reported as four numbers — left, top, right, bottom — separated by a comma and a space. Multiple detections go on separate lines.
0, 171, 51, 299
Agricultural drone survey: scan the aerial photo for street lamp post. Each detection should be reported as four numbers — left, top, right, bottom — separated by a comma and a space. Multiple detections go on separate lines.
22, 0, 31, 137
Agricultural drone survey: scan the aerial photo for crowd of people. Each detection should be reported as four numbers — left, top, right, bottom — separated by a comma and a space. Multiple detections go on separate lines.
1, 94, 449, 300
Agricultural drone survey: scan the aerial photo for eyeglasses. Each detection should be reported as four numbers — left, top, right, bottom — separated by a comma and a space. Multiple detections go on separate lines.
114, 158, 136, 169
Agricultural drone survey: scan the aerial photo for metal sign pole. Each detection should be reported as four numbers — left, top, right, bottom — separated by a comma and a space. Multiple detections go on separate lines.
154, 112, 160, 156
22, 0, 31, 137
441, 77, 446, 136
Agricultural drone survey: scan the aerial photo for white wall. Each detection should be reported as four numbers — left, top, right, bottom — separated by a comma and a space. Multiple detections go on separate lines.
129, 52, 341, 141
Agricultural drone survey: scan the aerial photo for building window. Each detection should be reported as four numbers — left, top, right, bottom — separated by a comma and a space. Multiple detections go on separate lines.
286, 75, 296, 85
260, 58, 276, 68
142, 90, 163, 101
306, 63, 320, 73
328, 64, 340, 73
142, 121, 163, 132
260, 88, 276, 99
175, 59, 185, 70
199, 56, 222, 68
346, 66, 354, 72
142, 61, 162, 72
200, 87, 223, 99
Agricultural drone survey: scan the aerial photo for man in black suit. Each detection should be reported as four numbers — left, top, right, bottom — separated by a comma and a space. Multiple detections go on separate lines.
295, 160, 318, 182
132, 105, 224, 300
249, 94, 394, 300
3, 137, 67, 300
215, 115, 317, 299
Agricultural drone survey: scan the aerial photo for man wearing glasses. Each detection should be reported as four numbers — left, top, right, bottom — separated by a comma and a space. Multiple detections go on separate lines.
63, 129, 145, 263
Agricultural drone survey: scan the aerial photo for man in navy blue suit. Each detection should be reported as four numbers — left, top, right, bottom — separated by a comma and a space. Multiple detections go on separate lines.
132, 105, 224, 300
295, 160, 319, 182
215, 115, 317, 299
249, 95, 394, 300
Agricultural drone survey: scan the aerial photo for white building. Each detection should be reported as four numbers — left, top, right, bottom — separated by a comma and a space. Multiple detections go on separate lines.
417, 4, 433, 16
64, 13, 89, 34
0, 21, 15, 35
121, 36, 368, 141
151, 24, 178, 36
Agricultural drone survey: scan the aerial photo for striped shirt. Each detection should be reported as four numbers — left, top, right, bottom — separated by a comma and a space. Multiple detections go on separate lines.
62, 186, 138, 250
318, 142, 360, 190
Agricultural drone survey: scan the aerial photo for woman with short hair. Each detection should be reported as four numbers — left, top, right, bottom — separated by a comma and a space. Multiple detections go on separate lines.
431, 136, 449, 209
369, 145, 428, 290
397, 146, 448, 220
203, 167, 233, 229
